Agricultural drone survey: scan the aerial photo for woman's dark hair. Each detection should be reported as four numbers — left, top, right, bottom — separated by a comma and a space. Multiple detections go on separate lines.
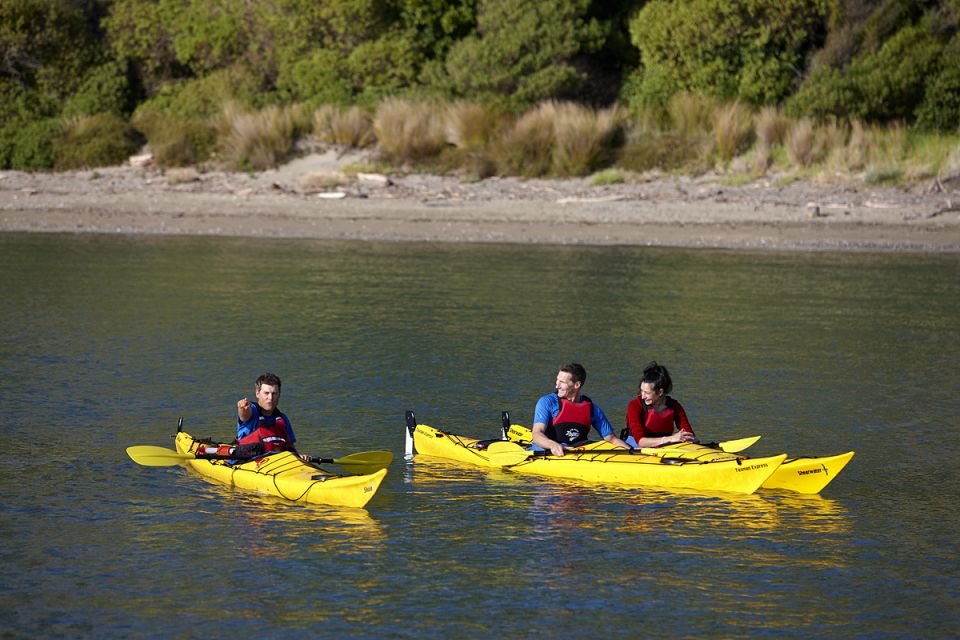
640, 361, 672, 394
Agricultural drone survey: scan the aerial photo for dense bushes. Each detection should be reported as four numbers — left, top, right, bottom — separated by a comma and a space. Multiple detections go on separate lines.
626, 0, 832, 108
1, 0, 957, 174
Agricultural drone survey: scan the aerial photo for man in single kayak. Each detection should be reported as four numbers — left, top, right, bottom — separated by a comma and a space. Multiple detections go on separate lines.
624, 361, 698, 448
531, 362, 632, 456
198, 372, 310, 461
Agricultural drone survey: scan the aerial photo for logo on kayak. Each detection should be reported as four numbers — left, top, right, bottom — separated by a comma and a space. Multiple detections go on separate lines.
364, 485, 373, 493
798, 464, 829, 476
735, 462, 769, 472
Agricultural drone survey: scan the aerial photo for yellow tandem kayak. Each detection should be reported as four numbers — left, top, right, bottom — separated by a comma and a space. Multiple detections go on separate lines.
406, 420, 786, 495
500, 421, 854, 494
174, 431, 387, 509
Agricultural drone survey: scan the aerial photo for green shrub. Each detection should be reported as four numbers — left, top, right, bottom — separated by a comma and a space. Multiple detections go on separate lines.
53, 114, 143, 170
133, 110, 217, 167
276, 49, 353, 107
788, 24, 946, 123
434, 0, 603, 112
615, 130, 704, 173
9, 119, 62, 171
62, 61, 137, 118
135, 66, 266, 121
916, 62, 960, 132
628, 0, 832, 106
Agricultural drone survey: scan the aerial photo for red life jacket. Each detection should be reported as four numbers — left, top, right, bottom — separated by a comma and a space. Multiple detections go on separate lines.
643, 404, 678, 436
237, 414, 292, 453
547, 397, 593, 445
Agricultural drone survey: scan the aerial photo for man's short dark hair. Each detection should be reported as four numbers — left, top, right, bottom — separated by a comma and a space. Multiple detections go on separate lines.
559, 363, 586, 385
256, 372, 282, 390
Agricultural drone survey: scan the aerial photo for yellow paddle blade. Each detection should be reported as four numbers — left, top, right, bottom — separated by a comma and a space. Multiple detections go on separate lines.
486, 441, 534, 467
126, 445, 195, 467
329, 451, 394, 470
719, 435, 760, 452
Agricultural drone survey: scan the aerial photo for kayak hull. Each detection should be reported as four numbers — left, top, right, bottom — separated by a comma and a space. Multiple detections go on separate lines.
411, 423, 785, 495
175, 431, 387, 508
763, 451, 855, 494
505, 424, 852, 494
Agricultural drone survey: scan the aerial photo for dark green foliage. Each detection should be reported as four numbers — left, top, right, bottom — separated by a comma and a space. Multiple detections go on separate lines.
627, 0, 832, 108
433, 0, 606, 112
53, 113, 144, 170
0, 0, 103, 94
9, 118, 61, 171
616, 132, 705, 173
276, 49, 353, 107
135, 66, 265, 121
788, 22, 947, 122
916, 48, 960, 131
132, 110, 217, 167
62, 61, 138, 118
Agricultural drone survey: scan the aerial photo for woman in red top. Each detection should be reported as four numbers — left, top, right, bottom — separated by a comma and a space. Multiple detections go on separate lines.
625, 361, 699, 448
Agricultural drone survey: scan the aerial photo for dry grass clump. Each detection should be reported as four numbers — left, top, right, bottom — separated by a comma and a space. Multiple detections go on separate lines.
754, 106, 790, 150
551, 103, 627, 176
313, 105, 375, 148
53, 113, 142, 170
713, 101, 754, 163
616, 129, 704, 173
491, 101, 625, 177
668, 92, 718, 137
373, 98, 447, 164
445, 101, 506, 152
785, 119, 820, 167
493, 102, 558, 177
219, 103, 309, 171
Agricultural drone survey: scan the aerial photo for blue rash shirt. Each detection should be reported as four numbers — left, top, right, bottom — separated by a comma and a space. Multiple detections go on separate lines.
533, 393, 614, 439
237, 404, 296, 444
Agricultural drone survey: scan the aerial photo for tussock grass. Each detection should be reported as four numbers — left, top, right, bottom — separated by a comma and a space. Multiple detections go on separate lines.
219, 103, 309, 171
754, 106, 790, 150
373, 98, 447, 164
616, 129, 704, 173
785, 119, 820, 167
713, 101, 754, 163
445, 101, 506, 152
493, 102, 558, 177
313, 105, 375, 148
552, 103, 627, 176
668, 92, 717, 137
492, 102, 626, 177
54, 113, 142, 171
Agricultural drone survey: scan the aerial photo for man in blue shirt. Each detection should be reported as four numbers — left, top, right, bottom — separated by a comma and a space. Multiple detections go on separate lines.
531, 362, 632, 457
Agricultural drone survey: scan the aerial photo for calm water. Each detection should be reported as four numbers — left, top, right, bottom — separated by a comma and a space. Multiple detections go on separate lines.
1, 233, 958, 638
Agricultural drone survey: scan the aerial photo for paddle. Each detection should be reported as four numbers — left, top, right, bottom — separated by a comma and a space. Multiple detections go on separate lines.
485, 440, 731, 467
126, 445, 393, 471
496, 414, 760, 453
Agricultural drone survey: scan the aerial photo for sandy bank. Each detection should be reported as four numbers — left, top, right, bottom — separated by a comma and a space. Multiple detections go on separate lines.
2, 150, 958, 251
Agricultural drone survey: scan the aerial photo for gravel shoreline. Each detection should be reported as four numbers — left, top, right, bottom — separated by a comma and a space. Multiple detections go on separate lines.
2, 151, 958, 251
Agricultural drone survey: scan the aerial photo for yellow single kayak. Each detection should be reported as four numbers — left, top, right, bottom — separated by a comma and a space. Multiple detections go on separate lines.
407, 421, 786, 495
175, 431, 387, 509
503, 422, 854, 494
